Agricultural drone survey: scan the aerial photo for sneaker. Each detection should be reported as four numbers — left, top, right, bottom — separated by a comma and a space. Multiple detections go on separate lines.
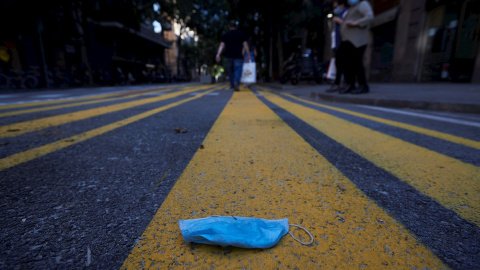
351, 85, 369, 94
339, 85, 355, 94
326, 85, 339, 93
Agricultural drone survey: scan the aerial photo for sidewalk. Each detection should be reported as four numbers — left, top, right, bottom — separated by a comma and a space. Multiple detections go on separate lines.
1, 81, 478, 114
260, 81, 480, 114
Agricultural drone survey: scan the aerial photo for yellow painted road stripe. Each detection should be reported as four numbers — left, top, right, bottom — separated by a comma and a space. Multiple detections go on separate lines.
0, 86, 174, 110
277, 89, 480, 150
122, 90, 446, 269
0, 87, 176, 118
0, 85, 211, 139
0, 88, 220, 171
261, 90, 480, 227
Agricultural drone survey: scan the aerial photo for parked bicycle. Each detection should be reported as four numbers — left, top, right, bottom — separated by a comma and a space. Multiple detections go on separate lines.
0, 67, 40, 90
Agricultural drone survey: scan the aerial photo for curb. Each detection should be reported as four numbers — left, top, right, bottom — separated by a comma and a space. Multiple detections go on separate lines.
315, 92, 480, 114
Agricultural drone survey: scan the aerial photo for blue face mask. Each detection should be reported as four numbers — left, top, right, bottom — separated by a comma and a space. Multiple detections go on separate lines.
179, 216, 313, 249
348, 0, 359, 5
333, 7, 344, 15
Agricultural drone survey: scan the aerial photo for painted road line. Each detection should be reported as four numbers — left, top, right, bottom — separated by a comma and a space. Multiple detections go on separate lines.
121, 89, 446, 269
30, 94, 66, 98
273, 91, 479, 168
356, 105, 480, 128
275, 91, 480, 151
0, 85, 212, 139
0, 87, 178, 118
0, 88, 220, 171
0, 94, 19, 99
0, 86, 176, 110
256, 93, 479, 269
261, 90, 480, 227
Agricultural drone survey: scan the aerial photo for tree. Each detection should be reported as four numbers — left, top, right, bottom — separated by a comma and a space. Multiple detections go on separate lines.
1, 0, 327, 84
152, 0, 230, 78
232, 0, 325, 81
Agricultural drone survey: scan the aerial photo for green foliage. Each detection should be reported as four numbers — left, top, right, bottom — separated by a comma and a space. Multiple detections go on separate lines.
233, 0, 325, 49
209, 64, 224, 77
152, 0, 232, 68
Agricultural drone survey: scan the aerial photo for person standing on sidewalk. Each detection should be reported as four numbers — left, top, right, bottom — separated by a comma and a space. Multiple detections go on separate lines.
216, 20, 251, 91
327, 0, 349, 92
339, 0, 373, 94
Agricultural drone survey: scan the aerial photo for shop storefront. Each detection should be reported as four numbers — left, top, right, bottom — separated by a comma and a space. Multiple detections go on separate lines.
422, 0, 480, 82
369, 2, 400, 82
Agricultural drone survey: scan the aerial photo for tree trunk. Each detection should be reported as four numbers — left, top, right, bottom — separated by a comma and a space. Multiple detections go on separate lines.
277, 26, 284, 77
301, 28, 308, 55
301, 0, 312, 54
72, 1, 93, 86
268, 19, 273, 82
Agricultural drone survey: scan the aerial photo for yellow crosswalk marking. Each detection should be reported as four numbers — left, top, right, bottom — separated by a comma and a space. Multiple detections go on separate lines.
281, 91, 480, 150
0, 88, 220, 171
0, 85, 212, 139
261, 90, 480, 227
0, 87, 175, 118
122, 90, 446, 269
0, 86, 173, 110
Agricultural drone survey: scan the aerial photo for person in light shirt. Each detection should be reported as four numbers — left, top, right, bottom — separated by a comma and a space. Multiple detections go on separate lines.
339, 0, 374, 94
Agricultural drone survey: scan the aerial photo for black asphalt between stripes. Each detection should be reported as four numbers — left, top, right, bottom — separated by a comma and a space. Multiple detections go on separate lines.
0, 96, 151, 126
0, 87, 190, 125
277, 93, 480, 167
0, 88, 218, 159
255, 91, 480, 270
0, 89, 232, 269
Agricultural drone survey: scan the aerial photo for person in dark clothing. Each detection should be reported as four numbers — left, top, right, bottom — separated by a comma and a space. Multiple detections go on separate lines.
216, 20, 251, 91
327, 0, 349, 92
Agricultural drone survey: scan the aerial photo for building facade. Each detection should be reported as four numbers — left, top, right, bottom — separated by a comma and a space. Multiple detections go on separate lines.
0, 2, 173, 89
326, 0, 480, 83
390, 0, 480, 83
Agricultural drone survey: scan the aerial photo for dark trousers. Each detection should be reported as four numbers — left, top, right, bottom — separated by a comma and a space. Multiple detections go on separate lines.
333, 48, 344, 86
226, 58, 243, 89
339, 41, 367, 87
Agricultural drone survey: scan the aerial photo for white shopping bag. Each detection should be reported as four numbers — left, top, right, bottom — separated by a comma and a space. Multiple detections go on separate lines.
326, 58, 336, 81
241, 62, 256, 83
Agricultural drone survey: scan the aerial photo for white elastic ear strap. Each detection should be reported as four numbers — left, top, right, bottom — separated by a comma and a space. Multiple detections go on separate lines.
288, 224, 314, 245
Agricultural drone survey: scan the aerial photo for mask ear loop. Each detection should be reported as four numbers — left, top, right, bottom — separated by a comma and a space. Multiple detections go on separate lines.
288, 224, 314, 245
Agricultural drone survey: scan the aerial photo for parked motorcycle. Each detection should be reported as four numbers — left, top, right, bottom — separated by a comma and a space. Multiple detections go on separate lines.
279, 48, 324, 85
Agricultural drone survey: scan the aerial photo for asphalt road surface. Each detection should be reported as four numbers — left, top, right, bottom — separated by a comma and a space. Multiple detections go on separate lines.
1, 83, 479, 269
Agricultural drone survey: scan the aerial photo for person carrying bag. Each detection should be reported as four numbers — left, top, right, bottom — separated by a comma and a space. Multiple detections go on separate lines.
241, 40, 257, 85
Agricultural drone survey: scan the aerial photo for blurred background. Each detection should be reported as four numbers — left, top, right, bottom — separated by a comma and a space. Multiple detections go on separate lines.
0, 0, 479, 90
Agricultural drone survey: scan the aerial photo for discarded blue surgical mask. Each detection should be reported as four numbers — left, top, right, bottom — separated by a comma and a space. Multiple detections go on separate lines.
178, 216, 313, 249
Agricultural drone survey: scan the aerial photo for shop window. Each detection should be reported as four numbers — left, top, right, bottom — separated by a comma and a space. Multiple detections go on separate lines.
455, 3, 480, 59
431, 20, 457, 53
423, 0, 479, 82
